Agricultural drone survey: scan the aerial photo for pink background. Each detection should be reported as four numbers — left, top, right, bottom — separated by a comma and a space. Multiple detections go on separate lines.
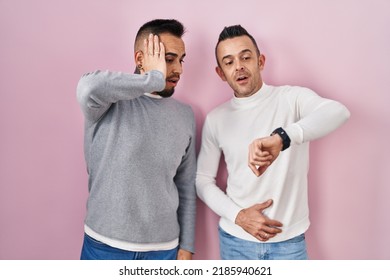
1, 0, 389, 260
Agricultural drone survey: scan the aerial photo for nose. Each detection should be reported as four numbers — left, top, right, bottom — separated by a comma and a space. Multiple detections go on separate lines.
235, 61, 244, 71
171, 60, 183, 75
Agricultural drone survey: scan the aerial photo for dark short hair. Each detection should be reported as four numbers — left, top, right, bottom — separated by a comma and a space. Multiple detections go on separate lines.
134, 19, 185, 74
135, 19, 185, 47
215, 25, 260, 66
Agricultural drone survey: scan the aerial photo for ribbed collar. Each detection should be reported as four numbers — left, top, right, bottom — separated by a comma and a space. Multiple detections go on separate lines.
144, 92, 163, 99
230, 82, 271, 109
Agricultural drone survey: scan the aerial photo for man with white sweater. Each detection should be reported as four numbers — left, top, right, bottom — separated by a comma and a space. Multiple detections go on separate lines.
196, 25, 350, 260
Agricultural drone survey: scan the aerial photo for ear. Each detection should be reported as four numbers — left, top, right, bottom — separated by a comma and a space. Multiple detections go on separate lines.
135, 51, 144, 69
215, 66, 227, 81
258, 54, 266, 70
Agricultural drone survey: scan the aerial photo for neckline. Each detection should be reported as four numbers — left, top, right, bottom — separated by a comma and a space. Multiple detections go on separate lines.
144, 92, 163, 99
230, 83, 270, 108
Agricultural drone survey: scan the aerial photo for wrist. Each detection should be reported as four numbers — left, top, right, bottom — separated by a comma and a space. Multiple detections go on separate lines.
235, 209, 245, 226
271, 127, 291, 151
270, 133, 283, 149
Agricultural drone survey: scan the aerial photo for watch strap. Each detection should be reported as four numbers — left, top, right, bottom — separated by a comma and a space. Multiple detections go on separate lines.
271, 127, 291, 151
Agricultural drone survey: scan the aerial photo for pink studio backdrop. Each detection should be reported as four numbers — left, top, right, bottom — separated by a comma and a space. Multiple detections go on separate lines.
0, 0, 389, 260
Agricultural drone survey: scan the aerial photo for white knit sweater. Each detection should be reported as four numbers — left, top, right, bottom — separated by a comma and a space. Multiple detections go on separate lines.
196, 83, 350, 243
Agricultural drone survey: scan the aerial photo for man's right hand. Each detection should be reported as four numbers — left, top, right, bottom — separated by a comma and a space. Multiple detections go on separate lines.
235, 199, 283, 242
142, 33, 166, 78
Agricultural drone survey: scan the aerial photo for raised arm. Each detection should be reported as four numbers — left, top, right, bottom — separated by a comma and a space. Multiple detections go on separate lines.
77, 34, 167, 123
248, 87, 351, 176
284, 89, 350, 144
76, 70, 165, 123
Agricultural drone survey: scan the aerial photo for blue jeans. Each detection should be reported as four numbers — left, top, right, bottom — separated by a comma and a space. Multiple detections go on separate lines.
80, 234, 179, 260
219, 226, 308, 260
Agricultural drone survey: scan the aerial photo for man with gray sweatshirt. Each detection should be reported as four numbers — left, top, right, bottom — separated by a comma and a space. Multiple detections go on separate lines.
77, 19, 196, 260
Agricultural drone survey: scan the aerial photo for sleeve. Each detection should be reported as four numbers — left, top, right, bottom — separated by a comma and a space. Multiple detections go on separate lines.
195, 116, 243, 224
283, 87, 351, 145
174, 110, 197, 253
76, 70, 165, 123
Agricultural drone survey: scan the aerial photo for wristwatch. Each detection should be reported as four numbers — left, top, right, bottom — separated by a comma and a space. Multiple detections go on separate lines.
271, 127, 291, 151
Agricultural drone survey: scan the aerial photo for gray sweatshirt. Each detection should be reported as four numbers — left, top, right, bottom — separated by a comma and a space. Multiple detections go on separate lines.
77, 70, 196, 253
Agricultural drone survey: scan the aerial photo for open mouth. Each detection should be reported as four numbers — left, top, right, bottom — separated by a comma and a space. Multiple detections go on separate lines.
236, 75, 248, 84
167, 77, 179, 87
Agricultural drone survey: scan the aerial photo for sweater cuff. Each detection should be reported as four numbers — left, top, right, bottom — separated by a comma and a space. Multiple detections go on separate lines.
284, 123, 304, 146
227, 205, 244, 224
147, 70, 166, 92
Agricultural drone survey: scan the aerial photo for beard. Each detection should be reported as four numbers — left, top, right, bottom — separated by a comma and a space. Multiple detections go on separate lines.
156, 87, 175, 98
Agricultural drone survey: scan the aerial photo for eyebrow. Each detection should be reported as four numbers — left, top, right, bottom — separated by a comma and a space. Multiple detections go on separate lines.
222, 49, 252, 61
165, 52, 186, 59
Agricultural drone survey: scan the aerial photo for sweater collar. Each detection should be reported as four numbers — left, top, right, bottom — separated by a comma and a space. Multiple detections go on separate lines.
144, 92, 163, 99
230, 82, 270, 108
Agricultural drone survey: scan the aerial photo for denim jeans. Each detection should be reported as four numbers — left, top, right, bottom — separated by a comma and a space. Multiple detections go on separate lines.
219, 226, 308, 260
80, 234, 179, 260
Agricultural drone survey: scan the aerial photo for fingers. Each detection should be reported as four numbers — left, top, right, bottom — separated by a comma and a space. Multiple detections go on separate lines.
159, 41, 165, 57
248, 139, 273, 176
141, 34, 166, 78
142, 34, 163, 57
248, 141, 259, 176
255, 199, 273, 211
145, 34, 161, 56
253, 201, 283, 241
256, 230, 278, 241
248, 162, 260, 177
248, 164, 260, 177
236, 202, 283, 242
267, 218, 283, 228
255, 227, 282, 241
148, 34, 154, 55
255, 221, 283, 242
154, 34, 160, 55
255, 200, 283, 227
143, 37, 148, 56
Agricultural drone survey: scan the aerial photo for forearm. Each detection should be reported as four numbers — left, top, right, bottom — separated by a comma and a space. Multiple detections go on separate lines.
177, 191, 197, 253
196, 175, 242, 223
285, 99, 350, 145
176, 127, 197, 253
196, 118, 242, 223
176, 173, 197, 253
